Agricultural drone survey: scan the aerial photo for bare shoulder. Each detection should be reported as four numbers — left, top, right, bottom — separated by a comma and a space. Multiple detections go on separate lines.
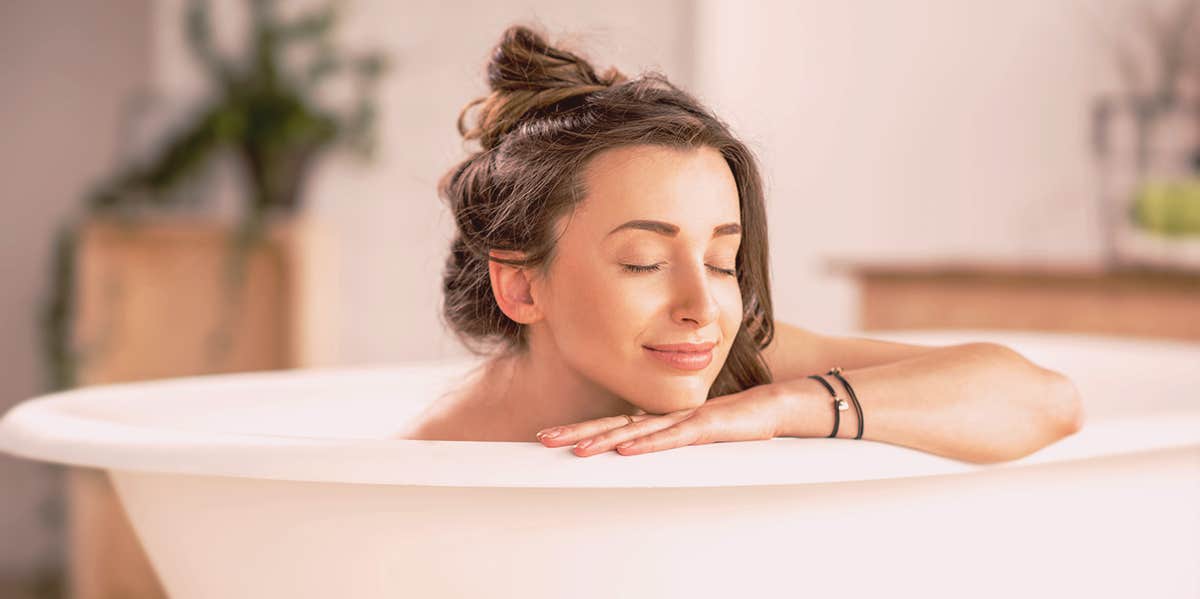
392, 412, 459, 441
391, 395, 479, 441
389, 367, 489, 441
391, 358, 504, 441
761, 321, 948, 380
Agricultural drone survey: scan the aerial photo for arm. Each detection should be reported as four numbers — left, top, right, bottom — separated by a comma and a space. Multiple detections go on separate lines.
763, 323, 1085, 463
761, 321, 948, 380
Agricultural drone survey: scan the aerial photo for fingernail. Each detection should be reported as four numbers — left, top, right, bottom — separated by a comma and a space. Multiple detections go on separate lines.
575, 439, 592, 450
616, 441, 633, 450
537, 428, 560, 439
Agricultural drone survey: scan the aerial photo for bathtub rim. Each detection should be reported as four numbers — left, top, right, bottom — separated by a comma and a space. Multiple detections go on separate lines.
2, 399, 1197, 488
2, 329, 1198, 489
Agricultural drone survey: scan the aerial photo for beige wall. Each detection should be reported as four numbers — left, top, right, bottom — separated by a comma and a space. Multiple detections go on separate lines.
0, 0, 152, 582
695, 0, 1143, 333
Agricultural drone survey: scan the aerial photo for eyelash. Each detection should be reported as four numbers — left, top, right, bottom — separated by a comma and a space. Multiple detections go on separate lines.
621, 263, 737, 277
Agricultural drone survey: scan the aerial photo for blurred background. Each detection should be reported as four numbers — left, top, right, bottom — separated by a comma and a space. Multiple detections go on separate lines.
1, 0, 1197, 597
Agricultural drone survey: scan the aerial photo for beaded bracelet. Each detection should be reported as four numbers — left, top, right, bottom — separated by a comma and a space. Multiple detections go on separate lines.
827, 367, 864, 440
806, 374, 849, 438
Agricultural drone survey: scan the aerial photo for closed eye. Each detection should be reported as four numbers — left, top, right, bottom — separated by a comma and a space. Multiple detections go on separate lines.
620, 263, 737, 277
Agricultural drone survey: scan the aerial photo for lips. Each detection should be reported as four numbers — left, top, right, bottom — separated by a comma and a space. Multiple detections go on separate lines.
642, 341, 716, 371
642, 341, 716, 353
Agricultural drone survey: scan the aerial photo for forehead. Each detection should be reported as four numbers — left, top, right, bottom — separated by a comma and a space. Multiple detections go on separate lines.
572, 145, 741, 241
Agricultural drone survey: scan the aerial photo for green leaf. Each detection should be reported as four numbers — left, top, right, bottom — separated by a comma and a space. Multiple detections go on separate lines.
278, 5, 338, 40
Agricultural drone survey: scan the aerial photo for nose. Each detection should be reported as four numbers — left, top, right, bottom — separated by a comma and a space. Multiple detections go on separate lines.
670, 260, 722, 328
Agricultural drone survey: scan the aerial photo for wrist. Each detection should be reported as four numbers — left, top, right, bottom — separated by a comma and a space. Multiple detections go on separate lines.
769, 376, 837, 438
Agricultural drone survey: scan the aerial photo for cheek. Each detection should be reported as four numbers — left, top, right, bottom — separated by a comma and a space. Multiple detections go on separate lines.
715, 281, 744, 362
719, 283, 744, 334
544, 262, 653, 355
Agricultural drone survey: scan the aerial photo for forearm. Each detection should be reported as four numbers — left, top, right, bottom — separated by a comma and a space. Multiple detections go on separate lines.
772, 343, 1085, 464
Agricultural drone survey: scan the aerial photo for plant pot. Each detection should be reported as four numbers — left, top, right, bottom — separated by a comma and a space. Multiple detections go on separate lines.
1093, 94, 1200, 272
64, 213, 338, 599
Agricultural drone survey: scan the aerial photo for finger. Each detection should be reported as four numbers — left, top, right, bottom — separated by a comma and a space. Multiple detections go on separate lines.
536, 413, 652, 446
614, 418, 706, 455
571, 412, 687, 457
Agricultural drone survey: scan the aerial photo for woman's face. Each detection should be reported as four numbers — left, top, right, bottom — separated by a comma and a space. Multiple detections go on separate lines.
532, 144, 744, 414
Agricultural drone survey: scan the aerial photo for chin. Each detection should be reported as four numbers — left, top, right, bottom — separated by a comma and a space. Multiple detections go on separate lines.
630, 380, 711, 415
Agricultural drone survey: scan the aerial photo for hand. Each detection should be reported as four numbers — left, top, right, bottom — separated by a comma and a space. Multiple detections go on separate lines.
535, 384, 789, 457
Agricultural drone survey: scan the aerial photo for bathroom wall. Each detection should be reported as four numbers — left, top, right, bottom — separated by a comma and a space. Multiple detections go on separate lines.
693, 0, 1140, 333
0, 0, 153, 588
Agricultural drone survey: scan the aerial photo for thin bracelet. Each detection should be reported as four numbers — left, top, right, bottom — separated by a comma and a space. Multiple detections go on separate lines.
806, 374, 849, 438
827, 367, 864, 440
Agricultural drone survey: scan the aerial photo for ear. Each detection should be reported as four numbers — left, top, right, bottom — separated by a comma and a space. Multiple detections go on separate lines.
488, 249, 544, 325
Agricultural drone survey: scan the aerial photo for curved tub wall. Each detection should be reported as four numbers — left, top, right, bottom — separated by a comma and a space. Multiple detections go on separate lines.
1, 329, 1198, 598
109, 446, 1197, 598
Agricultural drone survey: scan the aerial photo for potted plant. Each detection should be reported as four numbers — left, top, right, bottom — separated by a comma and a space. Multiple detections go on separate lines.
1090, 0, 1200, 270
34, 2, 389, 597
41, 0, 389, 391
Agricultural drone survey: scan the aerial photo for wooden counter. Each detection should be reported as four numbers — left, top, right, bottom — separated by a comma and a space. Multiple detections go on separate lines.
824, 257, 1200, 341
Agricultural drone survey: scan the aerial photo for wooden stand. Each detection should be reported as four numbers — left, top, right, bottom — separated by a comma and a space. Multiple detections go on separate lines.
825, 257, 1200, 341
66, 216, 332, 598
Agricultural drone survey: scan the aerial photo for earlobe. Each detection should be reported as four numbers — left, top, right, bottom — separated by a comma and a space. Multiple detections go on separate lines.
488, 249, 543, 324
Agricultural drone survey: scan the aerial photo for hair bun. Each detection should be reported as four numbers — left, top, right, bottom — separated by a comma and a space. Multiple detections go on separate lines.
456, 24, 628, 149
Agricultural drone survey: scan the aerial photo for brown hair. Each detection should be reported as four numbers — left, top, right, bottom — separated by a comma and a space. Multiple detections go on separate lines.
438, 24, 775, 399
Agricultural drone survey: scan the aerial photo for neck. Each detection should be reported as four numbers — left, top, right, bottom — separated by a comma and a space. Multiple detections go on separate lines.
482, 339, 642, 441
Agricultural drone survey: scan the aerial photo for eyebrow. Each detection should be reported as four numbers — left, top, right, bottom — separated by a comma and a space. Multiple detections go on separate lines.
606, 220, 742, 239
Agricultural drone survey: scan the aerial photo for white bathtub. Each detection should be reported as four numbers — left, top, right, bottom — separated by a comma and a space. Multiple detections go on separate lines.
1, 329, 1197, 598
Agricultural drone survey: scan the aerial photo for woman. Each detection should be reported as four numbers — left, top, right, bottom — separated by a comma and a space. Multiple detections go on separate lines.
396, 24, 1084, 464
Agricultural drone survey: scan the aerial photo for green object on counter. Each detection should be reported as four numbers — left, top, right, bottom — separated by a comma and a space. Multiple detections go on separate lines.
1130, 179, 1200, 236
